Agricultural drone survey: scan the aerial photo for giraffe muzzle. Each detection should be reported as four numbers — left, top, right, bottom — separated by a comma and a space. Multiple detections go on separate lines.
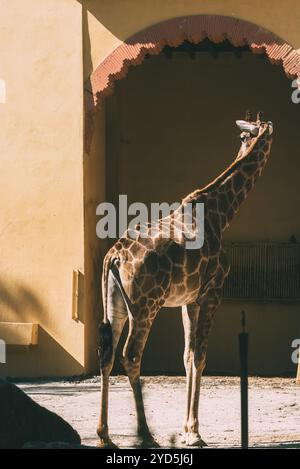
236, 120, 259, 136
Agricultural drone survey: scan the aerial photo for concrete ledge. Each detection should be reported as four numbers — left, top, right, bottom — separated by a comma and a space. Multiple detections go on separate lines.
0, 322, 39, 346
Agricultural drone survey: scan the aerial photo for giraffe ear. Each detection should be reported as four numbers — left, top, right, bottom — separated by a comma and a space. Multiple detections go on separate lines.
267, 121, 273, 135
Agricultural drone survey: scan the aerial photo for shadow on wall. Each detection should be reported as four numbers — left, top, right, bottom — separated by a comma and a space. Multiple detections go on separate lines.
81, 2, 93, 79
0, 278, 84, 378
78, 1, 287, 46
80, 0, 133, 79
2, 328, 83, 379
0, 277, 46, 325
77, 0, 144, 48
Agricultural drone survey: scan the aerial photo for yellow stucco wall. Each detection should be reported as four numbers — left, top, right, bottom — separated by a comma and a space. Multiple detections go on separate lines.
0, 0, 299, 377
0, 0, 85, 376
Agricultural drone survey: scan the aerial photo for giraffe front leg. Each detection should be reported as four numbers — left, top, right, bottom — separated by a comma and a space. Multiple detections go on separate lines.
183, 352, 207, 447
181, 304, 206, 447
121, 315, 160, 448
182, 288, 223, 447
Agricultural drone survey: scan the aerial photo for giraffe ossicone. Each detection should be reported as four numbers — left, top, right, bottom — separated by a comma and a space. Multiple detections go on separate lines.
97, 111, 274, 448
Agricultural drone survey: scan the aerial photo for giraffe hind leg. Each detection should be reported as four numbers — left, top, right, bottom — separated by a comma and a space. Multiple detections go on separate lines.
121, 313, 160, 448
110, 262, 160, 447
97, 270, 128, 448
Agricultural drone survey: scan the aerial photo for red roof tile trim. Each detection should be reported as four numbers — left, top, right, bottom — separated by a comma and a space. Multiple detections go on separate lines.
84, 15, 300, 152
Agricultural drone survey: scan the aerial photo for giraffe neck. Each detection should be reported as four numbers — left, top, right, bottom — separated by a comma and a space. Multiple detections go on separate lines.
183, 130, 273, 234
214, 132, 272, 231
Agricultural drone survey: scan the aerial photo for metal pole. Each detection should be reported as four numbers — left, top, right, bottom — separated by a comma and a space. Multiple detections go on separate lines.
239, 311, 249, 449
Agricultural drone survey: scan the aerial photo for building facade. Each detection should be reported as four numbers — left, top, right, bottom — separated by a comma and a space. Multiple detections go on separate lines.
0, 0, 299, 379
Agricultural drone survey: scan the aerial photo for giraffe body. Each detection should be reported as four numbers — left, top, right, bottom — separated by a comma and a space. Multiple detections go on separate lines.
97, 115, 273, 448
105, 208, 226, 310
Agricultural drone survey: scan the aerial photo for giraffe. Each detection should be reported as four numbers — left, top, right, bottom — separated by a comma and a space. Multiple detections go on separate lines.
97, 112, 274, 448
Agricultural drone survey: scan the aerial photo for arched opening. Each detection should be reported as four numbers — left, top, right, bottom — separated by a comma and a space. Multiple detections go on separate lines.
86, 14, 300, 117
85, 16, 300, 375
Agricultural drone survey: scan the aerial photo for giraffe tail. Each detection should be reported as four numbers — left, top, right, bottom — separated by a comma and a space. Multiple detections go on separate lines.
98, 252, 114, 371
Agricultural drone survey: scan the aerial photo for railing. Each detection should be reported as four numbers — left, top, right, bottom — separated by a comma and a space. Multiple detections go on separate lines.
223, 242, 300, 301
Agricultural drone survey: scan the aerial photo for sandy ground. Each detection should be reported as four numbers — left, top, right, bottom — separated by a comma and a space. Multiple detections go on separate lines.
18, 376, 300, 449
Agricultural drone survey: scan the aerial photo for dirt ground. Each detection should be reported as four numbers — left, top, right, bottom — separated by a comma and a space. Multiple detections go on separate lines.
18, 376, 300, 449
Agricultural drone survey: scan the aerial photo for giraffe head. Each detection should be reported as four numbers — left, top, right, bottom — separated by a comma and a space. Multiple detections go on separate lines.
235, 111, 273, 159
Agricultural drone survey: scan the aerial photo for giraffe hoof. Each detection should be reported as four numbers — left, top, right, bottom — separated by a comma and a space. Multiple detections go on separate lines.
182, 432, 207, 447
191, 437, 207, 448
180, 433, 187, 445
138, 436, 160, 448
98, 438, 119, 449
